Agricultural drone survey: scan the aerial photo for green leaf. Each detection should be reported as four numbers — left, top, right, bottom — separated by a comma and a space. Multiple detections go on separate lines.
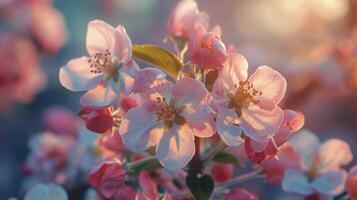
132, 44, 184, 79
186, 173, 215, 200
129, 158, 162, 176
213, 152, 240, 165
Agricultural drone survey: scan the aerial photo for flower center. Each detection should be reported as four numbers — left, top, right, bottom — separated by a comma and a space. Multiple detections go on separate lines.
152, 97, 186, 129
88, 49, 121, 82
228, 81, 262, 117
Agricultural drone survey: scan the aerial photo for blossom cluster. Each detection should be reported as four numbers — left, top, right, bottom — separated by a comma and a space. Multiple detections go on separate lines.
16, 0, 357, 200
0, 0, 67, 112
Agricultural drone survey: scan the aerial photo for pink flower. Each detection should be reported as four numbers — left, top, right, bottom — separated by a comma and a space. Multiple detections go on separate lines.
346, 165, 357, 200
120, 68, 215, 171
188, 25, 226, 70
212, 54, 286, 146
59, 20, 137, 108
211, 163, 234, 183
24, 183, 68, 200
245, 110, 304, 163
89, 160, 127, 198
135, 171, 158, 200
0, 33, 46, 112
224, 189, 259, 200
80, 107, 114, 134
282, 130, 353, 197
167, 0, 208, 39
43, 106, 81, 136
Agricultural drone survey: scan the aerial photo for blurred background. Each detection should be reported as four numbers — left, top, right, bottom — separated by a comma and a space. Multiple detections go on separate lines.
1, 0, 357, 199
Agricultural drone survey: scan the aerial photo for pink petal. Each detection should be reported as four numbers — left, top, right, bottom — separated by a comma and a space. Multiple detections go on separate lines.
211, 163, 234, 183
188, 24, 206, 54
115, 25, 132, 63
213, 54, 248, 97
119, 104, 163, 152
240, 104, 284, 142
210, 25, 222, 37
312, 170, 348, 196
273, 110, 305, 146
138, 171, 158, 200
224, 189, 258, 200
59, 57, 103, 92
216, 108, 243, 146
118, 64, 137, 95
86, 20, 116, 55
173, 78, 207, 107
282, 169, 313, 195
156, 124, 195, 171
317, 139, 353, 173
181, 107, 215, 138
140, 79, 174, 104
250, 139, 269, 152
132, 68, 166, 93
248, 66, 287, 104
79, 81, 118, 108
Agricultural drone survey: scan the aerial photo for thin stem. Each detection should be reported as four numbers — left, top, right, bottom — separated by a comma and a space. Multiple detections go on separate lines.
169, 168, 264, 198
125, 156, 156, 169
201, 140, 226, 163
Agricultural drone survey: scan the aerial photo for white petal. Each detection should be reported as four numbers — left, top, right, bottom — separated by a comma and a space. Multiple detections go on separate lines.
312, 170, 348, 196
132, 68, 166, 93
213, 54, 248, 97
181, 107, 216, 138
282, 169, 313, 195
156, 124, 195, 171
119, 104, 163, 152
290, 130, 320, 170
86, 20, 116, 55
59, 57, 103, 92
240, 104, 283, 142
79, 81, 119, 108
248, 66, 287, 104
317, 139, 353, 173
25, 184, 68, 200
173, 78, 207, 107
216, 108, 243, 146
115, 25, 132, 63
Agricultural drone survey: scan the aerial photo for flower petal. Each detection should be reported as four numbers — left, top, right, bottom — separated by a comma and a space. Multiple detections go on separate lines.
216, 108, 243, 146
132, 68, 167, 93
311, 170, 348, 196
181, 107, 215, 138
213, 54, 248, 97
156, 124, 195, 171
86, 20, 116, 55
317, 139, 353, 173
173, 78, 207, 107
282, 169, 313, 195
119, 104, 163, 152
289, 130, 320, 170
25, 184, 68, 200
59, 57, 103, 92
240, 104, 284, 142
115, 25, 132, 63
248, 66, 287, 104
118, 64, 137, 96
79, 81, 118, 108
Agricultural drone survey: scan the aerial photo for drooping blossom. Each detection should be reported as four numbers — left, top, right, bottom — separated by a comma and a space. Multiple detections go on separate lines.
59, 20, 137, 108
120, 68, 215, 171
245, 110, 304, 163
346, 165, 357, 200
211, 163, 234, 183
282, 130, 353, 197
167, 0, 208, 40
0, 32, 46, 112
24, 183, 68, 200
188, 25, 226, 70
224, 188, 259, 200
43, 106, 81, 137
212, 54, 286, 146
89, 160, 127, 198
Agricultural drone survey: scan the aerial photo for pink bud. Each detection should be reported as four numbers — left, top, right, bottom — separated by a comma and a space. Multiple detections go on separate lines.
80, 107, 113, 134
43, 106, 80, 136
89, 161, 126, 198
211, 163, 233, 183
120, 96, 139, 114
346, 165, 357, 200
224, 189, 259, 200
188, 25, 226, 70
167, 0, 209, 39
